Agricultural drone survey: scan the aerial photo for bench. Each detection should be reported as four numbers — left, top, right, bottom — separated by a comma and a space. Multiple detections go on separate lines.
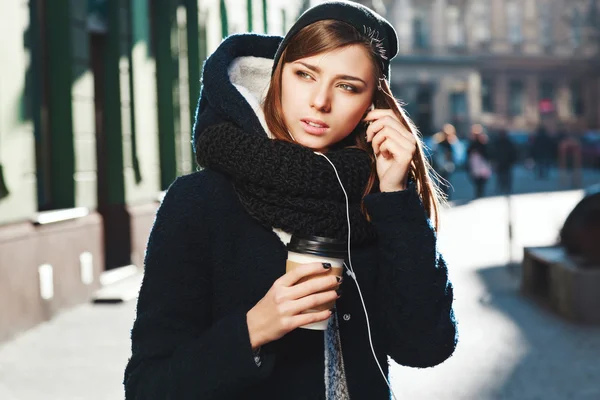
522, 246, 600, 324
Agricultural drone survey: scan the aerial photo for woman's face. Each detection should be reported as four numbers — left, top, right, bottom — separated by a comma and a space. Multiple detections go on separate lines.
280, 45, 376, 153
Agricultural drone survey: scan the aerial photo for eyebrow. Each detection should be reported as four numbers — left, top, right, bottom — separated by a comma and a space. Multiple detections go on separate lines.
295, 61, 368, 86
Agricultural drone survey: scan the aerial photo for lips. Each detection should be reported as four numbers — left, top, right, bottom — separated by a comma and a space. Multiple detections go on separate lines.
301, 118, 329, 136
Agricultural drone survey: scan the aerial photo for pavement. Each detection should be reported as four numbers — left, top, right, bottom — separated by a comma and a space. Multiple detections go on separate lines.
1, 166, 600, 400
390, 178, 600, 400
444, 165, 600, 203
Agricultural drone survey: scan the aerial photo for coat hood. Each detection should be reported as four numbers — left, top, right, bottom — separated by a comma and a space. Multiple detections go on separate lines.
192, 34, 283, 151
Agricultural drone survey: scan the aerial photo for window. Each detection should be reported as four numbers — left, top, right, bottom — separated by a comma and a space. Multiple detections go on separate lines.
538, 0, 553, 50
508, 80, 524, 116
571, 81, 585, 116
539, 80, 554, 102
539, 80, 555, 114
446, 6, 465, 48
413, 7, 430, 49
481, 78, 494, 113
415, 83, 434, 136
472, 0, 491, 47
571, 9, 582, 47
506, 2, 523, 46
395, 83, 418, 118
449, 92, 468, 133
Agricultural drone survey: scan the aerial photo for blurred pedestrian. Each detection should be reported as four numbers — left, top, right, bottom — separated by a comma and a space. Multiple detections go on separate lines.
530, 126, 554, 180
492, 129, 517, 194
431, 123, 457, 199
558, 128, 583, 188
467, 124, 491, 199
123, 2, 457, 400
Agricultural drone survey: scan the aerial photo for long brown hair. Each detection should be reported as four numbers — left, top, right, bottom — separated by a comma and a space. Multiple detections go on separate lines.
263, 20, 444, 229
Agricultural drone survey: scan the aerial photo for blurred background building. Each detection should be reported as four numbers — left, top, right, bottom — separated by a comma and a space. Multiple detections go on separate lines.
0, 0, 303, 343
374, 0, 600, 138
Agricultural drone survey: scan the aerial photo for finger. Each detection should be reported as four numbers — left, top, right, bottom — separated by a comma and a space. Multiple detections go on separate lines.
287, 274, 341, 300
285, 290, 339, 315
371, 128, 387, 155
378, 140, 393, 159
365, 111, 419, 141
368, 120, 413, 147
399, 127, 418, 145
277, 262, 332, 287
379, 137, 414, 161
365, 119, 385, 143
374, 126, 417, 154
372, 128, 398, 155
365, 116, 404, 143
290, 309, 332, 329
363, 108, 397, 122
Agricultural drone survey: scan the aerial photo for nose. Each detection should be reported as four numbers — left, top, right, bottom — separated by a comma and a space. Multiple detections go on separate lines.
310, 84, 331, 113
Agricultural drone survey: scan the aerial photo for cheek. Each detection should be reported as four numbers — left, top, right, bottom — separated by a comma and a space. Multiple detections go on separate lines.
336, 104, 366, 133
281, 80, 300, 113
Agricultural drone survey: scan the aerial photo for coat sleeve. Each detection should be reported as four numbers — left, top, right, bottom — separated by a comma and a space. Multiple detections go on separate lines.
364, 185, 458, 368
123, 174, 275, 399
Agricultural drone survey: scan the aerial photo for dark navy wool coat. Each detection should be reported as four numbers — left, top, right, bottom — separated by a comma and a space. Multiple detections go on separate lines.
124, 33, 457, 400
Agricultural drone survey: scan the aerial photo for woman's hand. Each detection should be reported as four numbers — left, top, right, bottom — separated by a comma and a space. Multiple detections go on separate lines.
364, 109, 417, 192
246, 263, 341, 350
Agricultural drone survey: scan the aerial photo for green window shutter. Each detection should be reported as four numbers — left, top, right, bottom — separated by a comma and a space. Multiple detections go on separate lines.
103, 0, 126, 205
220, 0, 229, 38
46, 1, 75, 208
154, 0, 177, 189
262, 0, 268, 33
247, 0, 253, 31
281, 8, 286, 34
187, 0, 200, 131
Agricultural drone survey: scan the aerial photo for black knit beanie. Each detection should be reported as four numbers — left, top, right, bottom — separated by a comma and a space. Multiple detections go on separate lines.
272, 1, 398, 81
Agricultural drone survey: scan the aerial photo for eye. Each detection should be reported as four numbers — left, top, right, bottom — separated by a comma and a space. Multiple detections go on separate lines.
296, 70, 313, 80
338, 83, 357, 93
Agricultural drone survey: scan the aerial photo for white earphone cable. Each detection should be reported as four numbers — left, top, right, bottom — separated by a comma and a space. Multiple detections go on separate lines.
316, 152, 398, 400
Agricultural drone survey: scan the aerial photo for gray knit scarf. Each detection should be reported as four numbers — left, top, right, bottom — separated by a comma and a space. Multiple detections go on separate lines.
325, 309, 351, 399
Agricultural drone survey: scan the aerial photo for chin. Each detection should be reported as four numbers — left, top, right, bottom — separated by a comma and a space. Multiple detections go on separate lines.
292, 134, 331, 152
300, 142, 329, 153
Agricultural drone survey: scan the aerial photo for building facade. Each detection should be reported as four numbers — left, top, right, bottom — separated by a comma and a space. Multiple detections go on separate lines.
382, 0, 600, 137
0, 0, 302, 343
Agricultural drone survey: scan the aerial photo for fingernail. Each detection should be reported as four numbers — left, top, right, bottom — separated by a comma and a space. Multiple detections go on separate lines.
336, 276, 342, 283
323, 263, 331, 269
336, 288, 342, 296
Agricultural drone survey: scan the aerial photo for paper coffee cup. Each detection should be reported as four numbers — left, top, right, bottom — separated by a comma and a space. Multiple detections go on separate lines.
286, 235, 347, 330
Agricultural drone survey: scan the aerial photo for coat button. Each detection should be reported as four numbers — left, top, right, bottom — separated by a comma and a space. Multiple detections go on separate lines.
343, 314, 351, 321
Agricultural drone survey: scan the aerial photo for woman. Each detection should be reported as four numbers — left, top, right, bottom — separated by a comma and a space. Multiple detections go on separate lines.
467, 124, 491, 199
124, 2, 457, 399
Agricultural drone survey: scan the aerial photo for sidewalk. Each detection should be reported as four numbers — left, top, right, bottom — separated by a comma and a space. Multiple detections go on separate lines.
0, 301, 134, 400
390, 189, 600, 399
446, 165, 600, 202
1, 180, 599, 399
